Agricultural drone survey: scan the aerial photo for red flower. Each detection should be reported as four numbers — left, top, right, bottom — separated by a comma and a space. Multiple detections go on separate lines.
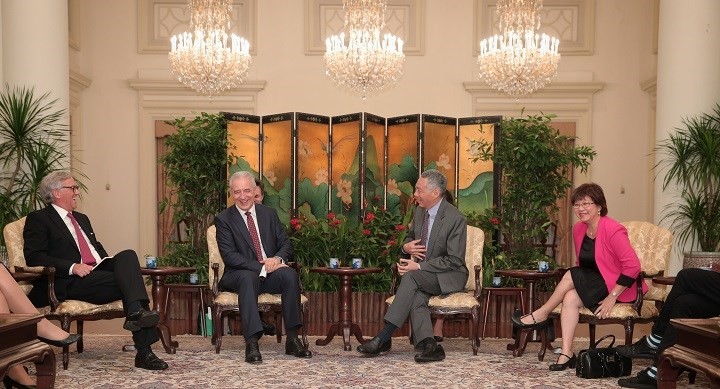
388, 239, 397, 246
373, 195, 381, 203
395, 224, 405, 231
381, 249, 389, 256
327, 212, 336, 220
333, 218, 342, 226
490, 217, 500, 225
364, 212, 375, 223
293, 224, 302, 231
362, 229, 371, 236
290, 218, 300, 226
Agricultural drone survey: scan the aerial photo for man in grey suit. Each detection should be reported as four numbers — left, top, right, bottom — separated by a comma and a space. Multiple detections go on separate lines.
357, 169, 467, 362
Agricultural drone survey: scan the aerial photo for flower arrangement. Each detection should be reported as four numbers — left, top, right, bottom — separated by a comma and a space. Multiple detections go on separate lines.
290, 195, 411, 292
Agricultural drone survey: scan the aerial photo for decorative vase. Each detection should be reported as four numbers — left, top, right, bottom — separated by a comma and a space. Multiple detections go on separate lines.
682, 251, 720, 269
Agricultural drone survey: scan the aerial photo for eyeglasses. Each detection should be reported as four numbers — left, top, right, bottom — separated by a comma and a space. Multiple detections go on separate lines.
60, 185, 80, 192
572, 201, 595, 209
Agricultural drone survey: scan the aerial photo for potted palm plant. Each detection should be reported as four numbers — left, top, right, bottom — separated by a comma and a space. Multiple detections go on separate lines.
0, 84, 73, 246
655, 103, 720, 267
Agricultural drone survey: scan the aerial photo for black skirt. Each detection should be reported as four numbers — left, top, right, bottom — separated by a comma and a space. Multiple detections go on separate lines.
570, 266, 608, 312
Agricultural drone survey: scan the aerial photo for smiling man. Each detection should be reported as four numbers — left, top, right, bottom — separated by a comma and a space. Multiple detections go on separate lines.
214, 171, 311, 364
23, 170, 168, 370
356, 169, 468, 363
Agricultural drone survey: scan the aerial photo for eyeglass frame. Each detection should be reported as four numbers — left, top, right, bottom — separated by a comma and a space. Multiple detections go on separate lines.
571, 201, 595, 209
59, 185, 80, 192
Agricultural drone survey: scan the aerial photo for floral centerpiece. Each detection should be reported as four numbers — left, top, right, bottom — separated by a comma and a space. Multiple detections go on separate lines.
290, 195, 411, 292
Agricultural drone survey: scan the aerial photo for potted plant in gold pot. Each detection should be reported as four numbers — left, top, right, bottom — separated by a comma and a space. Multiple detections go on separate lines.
655, 103, 720, 268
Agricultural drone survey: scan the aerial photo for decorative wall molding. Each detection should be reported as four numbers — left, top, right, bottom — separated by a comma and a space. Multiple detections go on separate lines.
304, 0, 425, 56
128, 73, 266, 258
474, 0, 595, 56
463, 80, 604, 181
137, 0, 258, 55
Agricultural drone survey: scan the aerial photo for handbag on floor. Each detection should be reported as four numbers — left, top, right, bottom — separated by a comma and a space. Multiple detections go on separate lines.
576, 334, 632, 378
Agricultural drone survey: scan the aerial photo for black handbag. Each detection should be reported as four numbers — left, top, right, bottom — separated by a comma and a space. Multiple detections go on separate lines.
576, 334, 632, 379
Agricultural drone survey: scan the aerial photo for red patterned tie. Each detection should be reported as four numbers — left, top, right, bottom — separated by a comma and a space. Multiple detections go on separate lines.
67, 213, 96, 266
245, 212, 264, 262
418, 211, 429, 262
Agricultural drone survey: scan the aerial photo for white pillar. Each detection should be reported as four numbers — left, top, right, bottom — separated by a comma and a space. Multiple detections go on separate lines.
654, 0, 720, 274
1, 0, 70, 163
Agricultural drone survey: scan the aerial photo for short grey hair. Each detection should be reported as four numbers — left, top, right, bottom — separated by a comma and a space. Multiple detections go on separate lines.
229, 171, 257, 188
421, 169, 447, 193
40, 170, 74, 204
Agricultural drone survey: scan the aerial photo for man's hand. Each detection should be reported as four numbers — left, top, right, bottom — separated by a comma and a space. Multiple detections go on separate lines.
402, 239, 426, 260
397, 258, 420, 275
72, 263, 94, 277
261, 257, 287, 273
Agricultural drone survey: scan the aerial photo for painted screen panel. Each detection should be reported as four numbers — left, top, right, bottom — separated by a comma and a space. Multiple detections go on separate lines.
364, 114, 386, 207
387, 115, 419, 215
422, 116, 457, 197
261, 116, 293, 224
296, 114, 330, 221
330, 114, 361, 222
457, 117, 499, 215
226, 114, 261, 206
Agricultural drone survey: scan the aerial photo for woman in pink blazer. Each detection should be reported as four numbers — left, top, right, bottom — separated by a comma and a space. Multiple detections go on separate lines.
511, 183, 645, 371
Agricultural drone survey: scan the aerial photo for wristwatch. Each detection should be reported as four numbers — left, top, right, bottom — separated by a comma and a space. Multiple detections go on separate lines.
611, 291, 618, 297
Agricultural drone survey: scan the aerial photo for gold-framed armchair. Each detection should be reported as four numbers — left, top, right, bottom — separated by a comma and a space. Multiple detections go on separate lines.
206, 225, 309, 354
3, 216, 125, 370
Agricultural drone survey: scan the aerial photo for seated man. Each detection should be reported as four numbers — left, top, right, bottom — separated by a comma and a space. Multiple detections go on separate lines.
357, 169, 467, 363
617, 267, 720, 388
23, 171, 168, 370
215, 171, 312, 364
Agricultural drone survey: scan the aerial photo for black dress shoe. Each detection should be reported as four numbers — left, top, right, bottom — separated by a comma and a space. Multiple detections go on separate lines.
511, 310, 548, 329
285, 337, 312, 358
262, 320, 276, 336
549, 352, 576, 371
618, 367, 657, 389
124, 309, 160, 332
3, 375, 36, 389
134, 351, 169, 370
414, 342, 445, 363
356, 336, 391, 356
434, 336, 444, 342
38, 333, 81, 347
616, 336, 657, 359
245, 342, 262, 364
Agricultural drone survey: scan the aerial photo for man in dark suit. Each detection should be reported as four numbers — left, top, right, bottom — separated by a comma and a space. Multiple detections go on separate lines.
23, 170, 168, 370
357, 169, 468, 363
215, 171, 311, 364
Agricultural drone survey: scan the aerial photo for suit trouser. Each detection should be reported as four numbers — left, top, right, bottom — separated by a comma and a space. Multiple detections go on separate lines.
61, 250, 158, 348
654, 268, 720, 357
384, 270, 442, 346
220, 266, 302, 340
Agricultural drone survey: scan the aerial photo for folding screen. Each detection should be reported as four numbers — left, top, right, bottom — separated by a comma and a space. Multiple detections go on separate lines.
224, 112, 501, 225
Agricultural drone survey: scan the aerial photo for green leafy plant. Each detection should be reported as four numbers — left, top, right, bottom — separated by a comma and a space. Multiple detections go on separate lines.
0, 84, 76, 245
158, 112, 234, 283
655, 103, 720, 253
470, 111, 595, 269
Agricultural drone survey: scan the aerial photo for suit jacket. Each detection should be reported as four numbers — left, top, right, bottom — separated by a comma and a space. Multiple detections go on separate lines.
403, 199, 468, 294
572, 216, 647, 302
23, 206, 109, 303
214, 203, 293, 279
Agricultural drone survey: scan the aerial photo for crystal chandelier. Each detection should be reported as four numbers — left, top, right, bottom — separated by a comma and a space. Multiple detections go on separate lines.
324, 0, 405, 99
478, 0, 560, 97
169, 0, 251, 97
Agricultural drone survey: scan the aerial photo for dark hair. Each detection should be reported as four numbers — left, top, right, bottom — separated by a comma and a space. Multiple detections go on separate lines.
254, 178, 264, 195
571, 183, 608, 216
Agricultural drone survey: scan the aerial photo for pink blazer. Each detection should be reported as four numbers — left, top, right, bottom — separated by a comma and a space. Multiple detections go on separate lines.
572, 216, 647, 302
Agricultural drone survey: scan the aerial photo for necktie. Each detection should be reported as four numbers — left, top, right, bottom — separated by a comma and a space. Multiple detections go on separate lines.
67, 213, 96, 266
245, 212, 264, 262
418, 211, 430, 262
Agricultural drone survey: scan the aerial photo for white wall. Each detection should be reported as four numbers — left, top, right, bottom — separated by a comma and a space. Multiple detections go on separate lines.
67, 0, 657, 257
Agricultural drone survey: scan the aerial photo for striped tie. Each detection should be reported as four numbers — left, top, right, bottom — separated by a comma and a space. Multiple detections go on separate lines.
245, 212, 264, 262
418, 211, 429, 262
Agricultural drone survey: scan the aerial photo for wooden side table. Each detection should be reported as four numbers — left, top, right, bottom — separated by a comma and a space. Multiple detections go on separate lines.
0, 314, 56, 389
164, 283, 209, 337
481, 287, 525, 339
658, 318, 720, 388
309, 267, 382, 351
140, 266, 196, 353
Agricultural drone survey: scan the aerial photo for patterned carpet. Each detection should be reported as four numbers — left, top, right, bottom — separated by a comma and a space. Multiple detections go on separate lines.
35, 335, 710, 388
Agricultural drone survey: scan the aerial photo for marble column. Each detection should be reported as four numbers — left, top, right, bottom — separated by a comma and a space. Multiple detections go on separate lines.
654, 0, 720, 274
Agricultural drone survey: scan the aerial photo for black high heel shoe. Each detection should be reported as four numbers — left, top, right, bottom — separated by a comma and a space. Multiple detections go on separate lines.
549, 352, 576, 371
3, 375, 36, 389
37, 333, 81, 347
511, 310, 548, 329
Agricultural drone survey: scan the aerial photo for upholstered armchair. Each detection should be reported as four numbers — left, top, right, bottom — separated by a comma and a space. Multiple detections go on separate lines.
385, 225, 485, 354
549, 221, 673, 345
206, 225, 309, 354
3, 217, 125, 370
